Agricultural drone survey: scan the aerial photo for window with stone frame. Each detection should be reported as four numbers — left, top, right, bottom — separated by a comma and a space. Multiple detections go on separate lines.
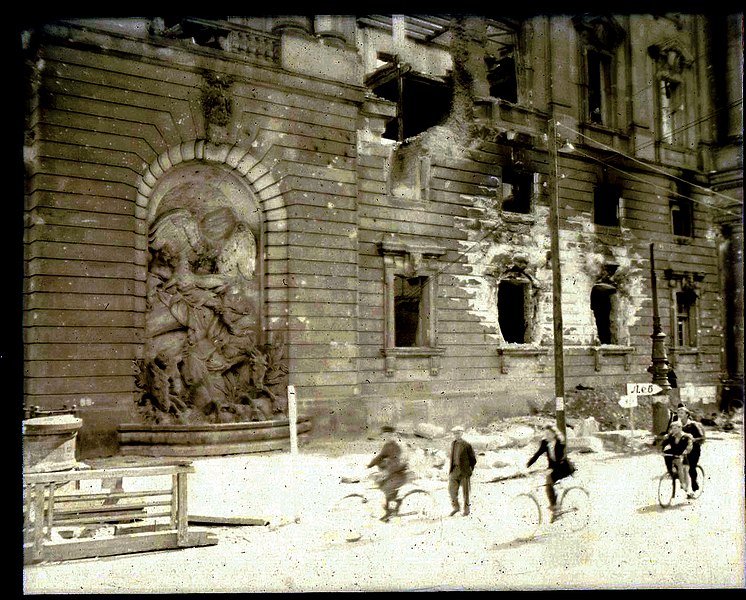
573, 15, 625, 129
649, 41, 693, 148
676, 289, 697, 348
586, 49, 613, 126
659, 77, 685, 145
378, 239, 446, 376
664, 270, 703, 354
393, 275, 430, 347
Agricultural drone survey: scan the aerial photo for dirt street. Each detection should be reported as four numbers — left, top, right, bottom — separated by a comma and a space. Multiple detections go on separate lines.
23, 430, 745, 592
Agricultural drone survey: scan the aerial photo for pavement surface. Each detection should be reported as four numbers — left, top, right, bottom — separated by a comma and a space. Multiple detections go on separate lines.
22, 427, 745, 592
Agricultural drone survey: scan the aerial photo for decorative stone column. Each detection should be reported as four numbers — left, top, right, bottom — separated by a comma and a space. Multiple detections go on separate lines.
314, 16, 355, 48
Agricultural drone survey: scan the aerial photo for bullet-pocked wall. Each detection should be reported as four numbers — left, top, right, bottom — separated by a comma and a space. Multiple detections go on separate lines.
22, 15, 743, 457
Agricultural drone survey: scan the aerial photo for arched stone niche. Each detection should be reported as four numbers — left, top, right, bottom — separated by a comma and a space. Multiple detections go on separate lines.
136, 162, 288, 426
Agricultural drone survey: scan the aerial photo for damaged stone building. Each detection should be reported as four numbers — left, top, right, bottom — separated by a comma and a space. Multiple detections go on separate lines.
21, 15, 743, 457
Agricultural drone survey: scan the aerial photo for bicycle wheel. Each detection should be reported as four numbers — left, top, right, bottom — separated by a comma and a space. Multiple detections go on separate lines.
395, 489, 438, 534
657, 473, 676, 508
327, 493, 372, 543
510, 493, 542, 541
689, 465, 705, 499
556, 486, 591, 534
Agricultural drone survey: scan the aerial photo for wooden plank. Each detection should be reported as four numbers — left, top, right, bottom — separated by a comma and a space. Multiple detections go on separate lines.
188, 515, 269, 526
27, 531, 218, 564
24, 464, 194, 485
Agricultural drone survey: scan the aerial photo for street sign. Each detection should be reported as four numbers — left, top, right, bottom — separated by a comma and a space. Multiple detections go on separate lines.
619, 394, 638, 408
626, 383, 663, 396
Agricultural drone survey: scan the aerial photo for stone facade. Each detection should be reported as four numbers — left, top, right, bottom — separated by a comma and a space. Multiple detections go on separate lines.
22, 15, 743, 457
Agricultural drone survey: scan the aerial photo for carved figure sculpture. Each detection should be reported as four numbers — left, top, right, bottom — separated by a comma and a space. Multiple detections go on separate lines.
137, 196, 287, 425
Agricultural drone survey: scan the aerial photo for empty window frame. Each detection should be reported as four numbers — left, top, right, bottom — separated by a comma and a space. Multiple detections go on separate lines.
366, 58, 452, 142
676, 290, 697, 348
591, 283, 617, 344
498, 278, 531, 343
393, 275, 431, 347
659, 77, 684, 145
486, 51, 518, 103
671, 198, 694, 237
593, 183, 621, 227
501, 168, 533, 214
586, 50, 612, 126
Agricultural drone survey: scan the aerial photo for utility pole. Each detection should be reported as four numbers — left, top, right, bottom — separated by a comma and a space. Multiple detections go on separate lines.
548, 118, 566, 438
648, 243, 672, 437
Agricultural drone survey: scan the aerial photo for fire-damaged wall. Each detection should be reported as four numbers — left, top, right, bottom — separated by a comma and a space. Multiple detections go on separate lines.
22, 15, 742, 456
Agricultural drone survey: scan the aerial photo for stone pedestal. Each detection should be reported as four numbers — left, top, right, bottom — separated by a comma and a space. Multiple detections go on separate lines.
23, 415, 83, 473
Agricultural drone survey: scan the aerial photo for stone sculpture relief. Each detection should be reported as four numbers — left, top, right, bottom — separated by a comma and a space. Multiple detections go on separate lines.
135, 192, 288, 425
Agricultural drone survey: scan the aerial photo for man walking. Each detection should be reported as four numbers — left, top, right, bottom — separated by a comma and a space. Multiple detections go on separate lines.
448, 425, 477, 516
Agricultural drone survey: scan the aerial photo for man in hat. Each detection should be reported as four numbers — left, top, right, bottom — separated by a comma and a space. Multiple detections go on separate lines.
676, 405, 706, 494
367, 425, 411, 522
448, 425, 477, 516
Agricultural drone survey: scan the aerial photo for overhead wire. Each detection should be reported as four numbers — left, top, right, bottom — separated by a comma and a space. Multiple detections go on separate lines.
555, 121, 742, 207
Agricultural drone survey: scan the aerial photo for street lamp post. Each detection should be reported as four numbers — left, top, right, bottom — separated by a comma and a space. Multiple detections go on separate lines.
548, 118, 567, 438
648, 243, 672, 437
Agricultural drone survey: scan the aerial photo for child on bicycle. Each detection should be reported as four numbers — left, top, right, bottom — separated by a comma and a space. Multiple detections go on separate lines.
367, 425, 412, 522
526, 424, 576, 522
661, 420, 695, 498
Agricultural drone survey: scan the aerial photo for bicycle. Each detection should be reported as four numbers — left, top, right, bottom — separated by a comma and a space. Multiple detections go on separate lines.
657, 453, 705, 508
326, 470, 439, 543
511, 475, 591, 541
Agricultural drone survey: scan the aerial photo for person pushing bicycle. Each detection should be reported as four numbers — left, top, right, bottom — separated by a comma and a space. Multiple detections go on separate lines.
661, 420, 695, 498
367, 425, 412, 522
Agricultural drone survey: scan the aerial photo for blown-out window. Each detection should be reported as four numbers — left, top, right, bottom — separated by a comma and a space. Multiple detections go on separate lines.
591, 283, 618, 345
498, 278, 531, 344
676, 290, 697, 348
594, 183, 621, 227
586, 50, 612, 125
393, 275, 430, 347
501, 168, 533, 214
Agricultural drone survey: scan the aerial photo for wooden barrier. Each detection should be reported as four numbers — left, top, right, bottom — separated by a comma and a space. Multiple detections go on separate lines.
23, 463, 217, 565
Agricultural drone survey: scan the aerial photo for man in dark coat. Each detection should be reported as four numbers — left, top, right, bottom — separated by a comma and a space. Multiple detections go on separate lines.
448, 425, 477, 516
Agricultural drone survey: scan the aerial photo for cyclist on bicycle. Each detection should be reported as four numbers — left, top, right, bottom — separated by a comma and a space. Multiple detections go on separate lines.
367, 426, 412, 522
526, 424, 576, 522
676, 405, 705, 494
661, 420, 695, 498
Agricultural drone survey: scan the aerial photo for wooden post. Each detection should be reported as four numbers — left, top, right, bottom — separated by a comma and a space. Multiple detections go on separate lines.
176, 471, 188, 546
288, 384, 298, 455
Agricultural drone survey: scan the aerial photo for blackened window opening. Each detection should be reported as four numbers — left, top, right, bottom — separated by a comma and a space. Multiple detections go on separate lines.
498, 279, 528, 343
368, 63, 452, 142
594, 183, 621, 227
676, 290, 695, 347
394, 275, 428, 347
486, 52, 518, 103
502, 168, 532, 214
671, 182, 693, 237
587, 51, 611, 125
591, 285, 615, 344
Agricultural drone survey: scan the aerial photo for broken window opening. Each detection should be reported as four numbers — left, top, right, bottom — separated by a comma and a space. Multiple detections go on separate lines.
501, 168, 533, 214
366, 58, 452, 142
676, 290, 697, 347
498, 279, 531, 344
671, 199, 693, 237
485, 51, 517, 103
660, 78, 684, 145
587, 50, 612, 125
591, 283, 617, 345
593, 183, 621, 227
394, 275, 429, 347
